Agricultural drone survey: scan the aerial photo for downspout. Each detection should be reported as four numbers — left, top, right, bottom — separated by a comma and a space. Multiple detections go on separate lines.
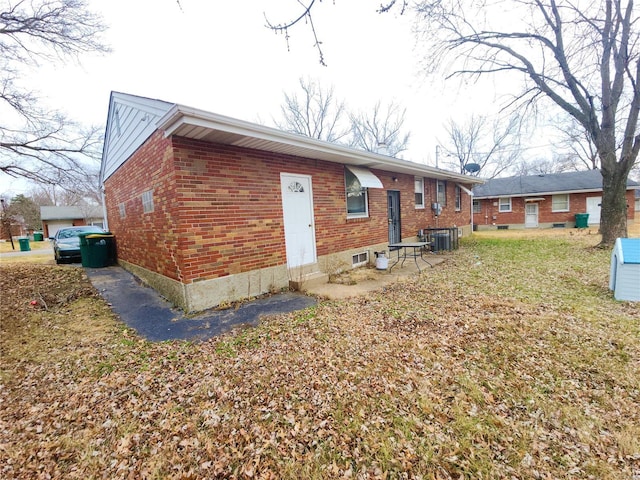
101, 188, 108, 231
456, 184, 474, 233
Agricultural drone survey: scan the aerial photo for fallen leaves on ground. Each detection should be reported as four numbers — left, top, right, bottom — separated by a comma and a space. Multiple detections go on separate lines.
1, 235, 639, 479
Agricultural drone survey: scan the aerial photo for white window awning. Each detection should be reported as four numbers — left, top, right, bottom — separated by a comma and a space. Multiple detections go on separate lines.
346, 165, 383, 189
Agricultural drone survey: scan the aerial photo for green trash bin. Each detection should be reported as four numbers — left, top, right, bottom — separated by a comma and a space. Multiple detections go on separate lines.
84, 234, 115, 268
18, 237, 30, 251
575, 213, 589, 228
33, 232, 44, 242
78, 232, 92, 267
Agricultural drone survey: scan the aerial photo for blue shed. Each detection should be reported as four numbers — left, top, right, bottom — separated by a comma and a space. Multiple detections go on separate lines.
609, 238, 640, 301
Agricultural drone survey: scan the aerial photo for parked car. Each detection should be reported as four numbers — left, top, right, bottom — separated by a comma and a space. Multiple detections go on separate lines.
50, 226, 104, 264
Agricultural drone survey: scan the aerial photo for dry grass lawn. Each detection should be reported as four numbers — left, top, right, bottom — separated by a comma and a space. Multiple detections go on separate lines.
1, 229, 639, 479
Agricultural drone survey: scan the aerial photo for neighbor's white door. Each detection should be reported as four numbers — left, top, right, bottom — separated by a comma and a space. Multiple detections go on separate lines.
525, 203, 539, 228
280, 173, 317, 268
586, 196, 602, 224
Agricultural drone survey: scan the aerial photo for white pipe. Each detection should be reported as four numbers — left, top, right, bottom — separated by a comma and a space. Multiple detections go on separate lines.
456, 184, 475, 233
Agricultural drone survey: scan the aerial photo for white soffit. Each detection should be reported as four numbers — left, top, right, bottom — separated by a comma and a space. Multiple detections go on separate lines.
346, 165, 384, 189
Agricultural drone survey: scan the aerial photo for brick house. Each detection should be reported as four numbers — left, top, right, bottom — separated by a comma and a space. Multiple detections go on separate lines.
100, 92, 483, 312
40, 206, 105, 239
472, 170, 639, 230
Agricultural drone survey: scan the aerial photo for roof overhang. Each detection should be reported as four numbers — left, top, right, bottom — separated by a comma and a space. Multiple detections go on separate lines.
156, 104, 484, 185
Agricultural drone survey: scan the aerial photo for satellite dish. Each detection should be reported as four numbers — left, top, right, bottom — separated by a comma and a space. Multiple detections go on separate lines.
464, 163, 481, 173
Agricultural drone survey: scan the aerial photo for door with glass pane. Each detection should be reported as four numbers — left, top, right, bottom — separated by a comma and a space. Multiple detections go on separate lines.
281, 173, 317, 268
387, 191, 401, 243
525, 203, 538, 228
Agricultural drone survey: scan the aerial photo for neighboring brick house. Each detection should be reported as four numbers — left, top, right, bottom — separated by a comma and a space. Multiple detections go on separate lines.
100, 92, 483, 312
472, 170, 639, 230
40, 206, 105, 239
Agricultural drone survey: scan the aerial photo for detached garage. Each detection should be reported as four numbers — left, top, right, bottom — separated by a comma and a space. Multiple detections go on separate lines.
609, 238, 640, 302
40, 206, 105, 239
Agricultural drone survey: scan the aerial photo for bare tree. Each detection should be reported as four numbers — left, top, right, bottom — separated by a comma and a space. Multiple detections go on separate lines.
551, 115, 600, 171
274, 77, 350, 142
440, 114, 522, 178
349, 101, 410, 156
415, 0, 640, 245
0, 0, 108, 186
515, 155, 574, 176
29, 166, 101, 207
265, 1, 408, 65
268, 1, 640, 245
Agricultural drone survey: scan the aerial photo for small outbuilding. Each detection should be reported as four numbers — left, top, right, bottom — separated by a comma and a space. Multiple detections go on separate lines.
609, 238, 640, 302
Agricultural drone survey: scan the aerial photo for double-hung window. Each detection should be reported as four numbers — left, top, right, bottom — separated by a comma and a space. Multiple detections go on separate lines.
552, 194, 570, 212
436, 180, 447, 206
345, 169, 368, 218
415, 177, 425, 208
455, 185, 461, 211
498, 197, 512, 212
142, 190, 154, 213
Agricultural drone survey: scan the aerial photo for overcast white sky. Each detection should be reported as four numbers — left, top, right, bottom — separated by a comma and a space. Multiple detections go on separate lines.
3, 0, 548, 197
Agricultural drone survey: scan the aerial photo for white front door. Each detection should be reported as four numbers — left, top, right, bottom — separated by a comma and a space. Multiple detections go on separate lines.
280, 173, 317, 268
525, 203, 539, 228
586, 196, 602, 224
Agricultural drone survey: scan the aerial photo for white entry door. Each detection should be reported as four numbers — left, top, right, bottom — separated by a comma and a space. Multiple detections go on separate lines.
586, 196, 602, 224
525, 203, 539, 228
280, 173, 317, 268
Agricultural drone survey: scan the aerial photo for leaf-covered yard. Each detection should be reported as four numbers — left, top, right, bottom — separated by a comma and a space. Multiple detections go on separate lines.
1, 232, 639, 479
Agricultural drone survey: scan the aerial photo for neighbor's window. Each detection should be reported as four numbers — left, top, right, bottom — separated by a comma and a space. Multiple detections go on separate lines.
436, 180, 447, 206
455, 185, 462, 211
498, 197, 512, 212
345, 169, 368, 217
142, 190, 154, 213
415, 177, 425, 208
552, 194, 570, 212
118, 202, 126, 219
473, 199, 481, 214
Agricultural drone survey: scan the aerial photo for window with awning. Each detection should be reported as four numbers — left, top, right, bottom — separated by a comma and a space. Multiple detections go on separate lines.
344, 166, 382, 218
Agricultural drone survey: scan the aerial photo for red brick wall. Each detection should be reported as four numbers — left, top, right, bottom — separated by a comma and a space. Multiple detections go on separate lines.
105, 133, 473, 284
475, 190, 636, 226
104, 132, 182, 281
421, 178, 471, 229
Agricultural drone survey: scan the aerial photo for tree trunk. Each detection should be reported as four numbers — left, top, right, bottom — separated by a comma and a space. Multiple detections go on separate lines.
599, 169, 629, 247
